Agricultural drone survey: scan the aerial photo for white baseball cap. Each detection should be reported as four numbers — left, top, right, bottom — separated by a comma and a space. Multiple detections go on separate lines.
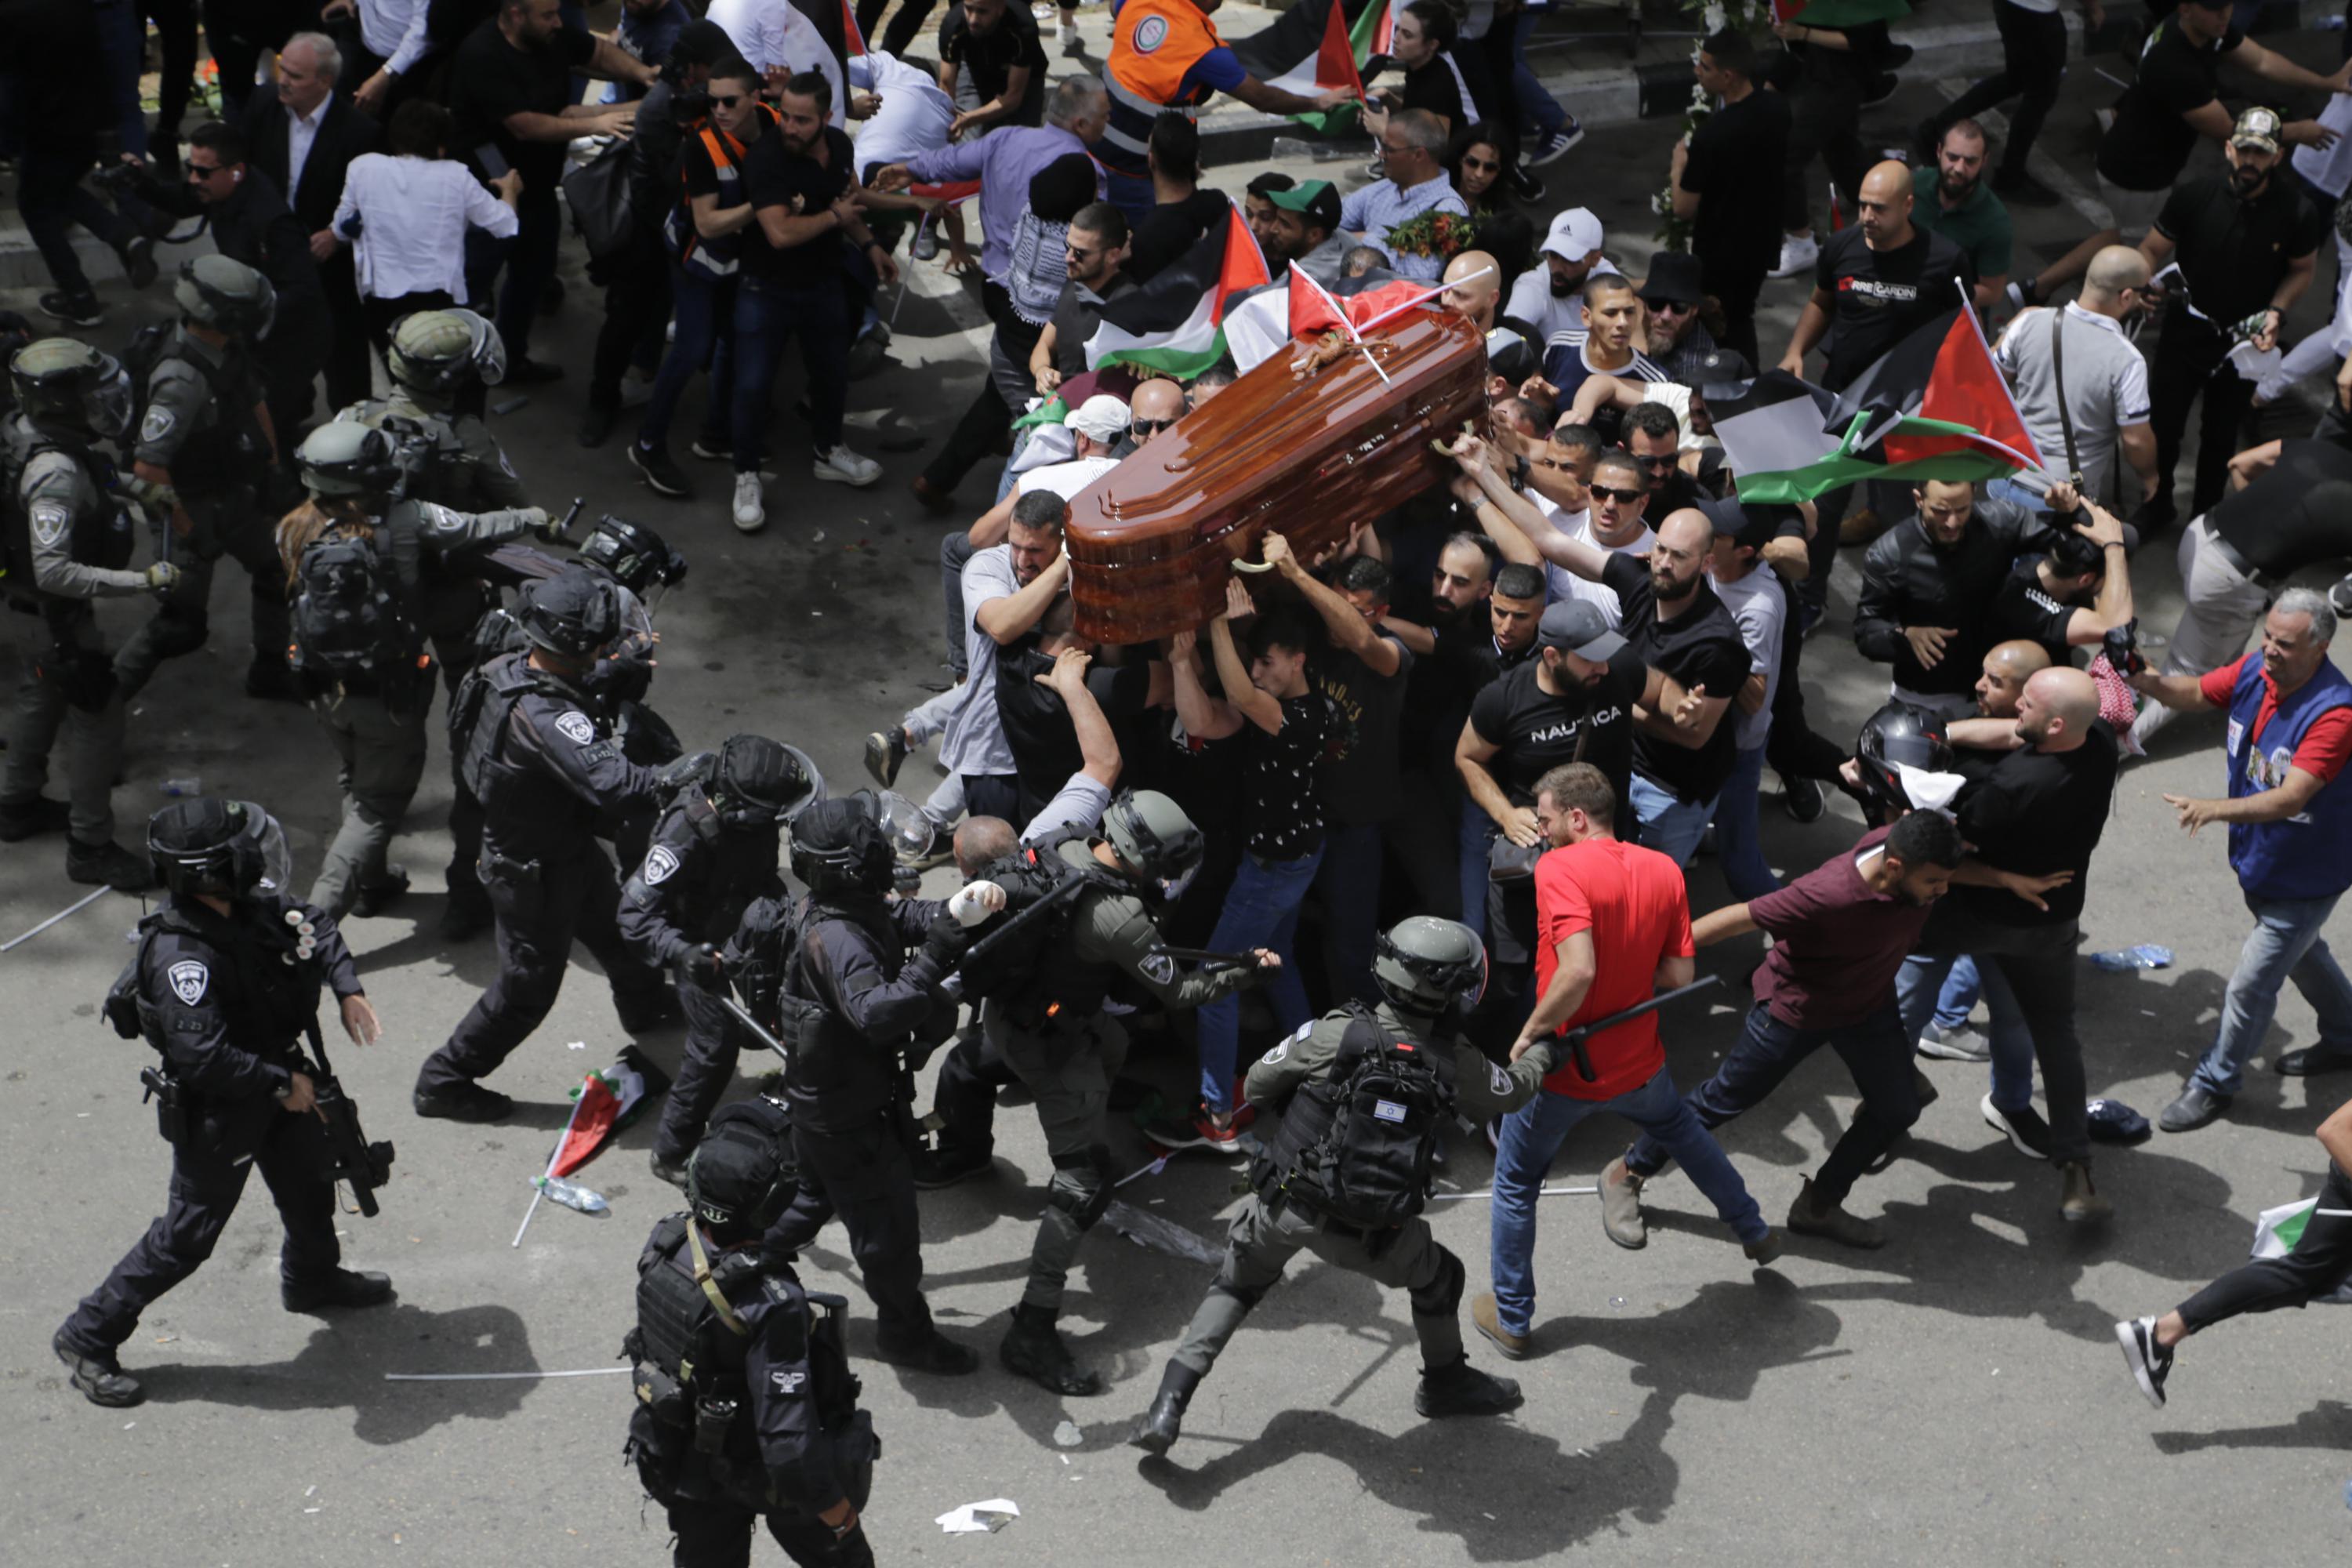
1065, 394, 1132, 443
1540, 208, 1605, 264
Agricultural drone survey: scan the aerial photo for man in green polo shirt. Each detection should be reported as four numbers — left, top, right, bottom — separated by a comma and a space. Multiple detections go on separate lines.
1913, 120, 2013, 313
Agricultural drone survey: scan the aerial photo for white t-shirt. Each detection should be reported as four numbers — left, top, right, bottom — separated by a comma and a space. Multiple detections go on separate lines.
1709, 565, 1784, 753
849, 51, 955, 177
1504, 256, 1623, 343
2292, 94, 2352, 199
1537, 499, 1652, 629
1017, 454, 1119, 500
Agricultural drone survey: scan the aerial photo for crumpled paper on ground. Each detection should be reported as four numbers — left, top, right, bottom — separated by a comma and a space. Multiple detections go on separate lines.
936, 1498, 1020, 1534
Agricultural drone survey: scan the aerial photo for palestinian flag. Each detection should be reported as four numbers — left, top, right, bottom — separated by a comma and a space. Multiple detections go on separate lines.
1232, 0, 1383, 132
1224, 265, 1447, 373
839, 0, 867, 57
547, 1051, 667, 1178
1710, 303, 2043, 504
1773, 0, 1909, 25
1083, 205, 1271, 377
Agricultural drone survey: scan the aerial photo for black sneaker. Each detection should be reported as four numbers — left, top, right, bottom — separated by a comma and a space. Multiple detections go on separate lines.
67, 838, 154, 891
412, 1081, 514, 1123
1991, 167, 2063, 208
864, 726, 910, 787
1783, 775, 1825, 822
0, 794, 72, 841
353, 866, 409, 918
1413, 1356, 1523, 1419
282, 1269, 394, 1312
1980, 1092, 2053, 1160
1862, 72, 1900, 108
119, 235, 159, 291
911, 1138, 993, 1189
40, 291, 104, 328
53, 1330, 143, 1407
629, 441, 691, 498
2114, 1316, 2172, 1407
575, 403, 616, 448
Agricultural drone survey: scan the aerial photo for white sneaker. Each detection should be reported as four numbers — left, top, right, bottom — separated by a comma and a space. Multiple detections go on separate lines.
1769, 234, 1820, 279
814, 442, 882, 488
731, 471, 766, 532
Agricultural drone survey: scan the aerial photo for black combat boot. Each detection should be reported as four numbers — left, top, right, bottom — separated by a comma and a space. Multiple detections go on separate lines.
0, 794, 71, 840
1414, 1356, 1524, 1419
54, 1330, 143, 1407
873, 1327, 982, 1376
1128, 1361, 1201, 1456
282, 1269, 396, 1312
412, 1080, 514, 1123
1000, 1302, 1102, 1396
67, 838, 156, 891
911, 1135, 993, 1189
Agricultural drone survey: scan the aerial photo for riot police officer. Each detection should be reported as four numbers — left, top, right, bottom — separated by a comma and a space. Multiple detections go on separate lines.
280, 422, 562, 918
412, 569, 691, 1123
336, 310, 528, 516
944, 790, 1278, 1396
53, 797, 390, 1408
1131, 916, 1563, 1454
619, 735, 822, 1185
625, 1101, 877, 1567
723, 795, 986, 1375
114, 256, 302, 704
2, 338, 174, 888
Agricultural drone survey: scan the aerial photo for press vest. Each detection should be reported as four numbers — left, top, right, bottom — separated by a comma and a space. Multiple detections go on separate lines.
2225, 655, 2352, 902
1099, 0, 1226, 175
667, 107, 781, 280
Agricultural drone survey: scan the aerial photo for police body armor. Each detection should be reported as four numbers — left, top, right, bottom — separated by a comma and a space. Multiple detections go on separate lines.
624, 1214, 873, 1510
651, 793, 782, 945
139, 332, 270, 501
1250, 1004, 1456, 1236
747, 895, 905, 1129
338, 402, 463, 503
967, 828, 1126, 1032
5, 432, 134, 609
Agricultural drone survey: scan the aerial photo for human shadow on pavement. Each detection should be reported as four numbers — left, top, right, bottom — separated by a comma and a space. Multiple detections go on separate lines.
134, 1301, 539, 1444
2151, 1398, 2352, 1456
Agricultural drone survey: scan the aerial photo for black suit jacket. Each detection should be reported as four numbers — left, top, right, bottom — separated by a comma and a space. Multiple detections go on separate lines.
240, 90, 381, 235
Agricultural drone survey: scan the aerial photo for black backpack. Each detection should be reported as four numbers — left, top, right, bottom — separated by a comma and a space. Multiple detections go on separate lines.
957, 832, 1120, 1014
289, 525, 419, 688
122, 321, 176, 414
1255, 1004, 1455, 1232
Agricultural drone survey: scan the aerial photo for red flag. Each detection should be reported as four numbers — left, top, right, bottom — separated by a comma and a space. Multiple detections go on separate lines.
840, 0, 867, 56
1312, 0, 1366, 98
1210, 205, 1272, 324
550, 1073, 623, 1178
1882, 308, 2043, 470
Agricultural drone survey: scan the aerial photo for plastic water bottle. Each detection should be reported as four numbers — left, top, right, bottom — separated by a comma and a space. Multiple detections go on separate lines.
2090, 945, 2174, 972
535, 1176, 608, 1214
160, 777, 203, 797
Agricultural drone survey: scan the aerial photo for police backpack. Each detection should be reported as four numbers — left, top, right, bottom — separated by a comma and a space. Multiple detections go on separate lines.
957, 833, 1123, 1021
289, 526, 422, 691
1253, 1004, 1455, 1232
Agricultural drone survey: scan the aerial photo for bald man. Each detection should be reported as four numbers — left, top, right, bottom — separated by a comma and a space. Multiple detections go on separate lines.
1908, 663, 2119, 1223
1443, 249, 1540, 384
1991, 245, 2157, 507
1125, 379, 1186, 451
1781, 159, 1976, 604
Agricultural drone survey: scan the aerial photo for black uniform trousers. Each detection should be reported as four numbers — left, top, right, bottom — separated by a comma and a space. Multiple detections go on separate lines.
2179, 1160, 2352, 1332
60, 1093, 340, 1355
1783, 78, 1867, 234
766, 1117, 936, 1345
920, 282, 1038, 496
2147, 310, 2256, 528
666, 1500, 873, 1568
929, 1027, 1014, 1155
590, 222, 674, 414
655, 975, 756, 1165
418, 844, 670, 1092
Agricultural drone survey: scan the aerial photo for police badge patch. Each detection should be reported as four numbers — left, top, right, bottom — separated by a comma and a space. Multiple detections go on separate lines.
1487, 1062, 1512, 1098
140, 405, 176, 445
1139, 949, 1177, 985
168, 960, 210, 1005
644, 845, 681, 884
555, 710, 597, 744
30, 499, 70, 549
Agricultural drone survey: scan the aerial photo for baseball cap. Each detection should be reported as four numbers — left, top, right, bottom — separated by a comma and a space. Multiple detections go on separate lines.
1066, 394, 1131, 443
1540, 208, 1605, 264
1700, 493, 1774, 552
1267, 179, 1342, 232
1536, 599, 1627, 662
2231, 106, 2283, 154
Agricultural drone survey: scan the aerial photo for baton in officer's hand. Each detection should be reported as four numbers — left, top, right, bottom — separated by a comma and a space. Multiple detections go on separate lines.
555, 496, 586, 539
718, 992, 789, 1062
1555, 974, 1722, 1082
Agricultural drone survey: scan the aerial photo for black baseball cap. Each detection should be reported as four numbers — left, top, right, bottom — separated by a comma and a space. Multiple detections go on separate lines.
1536, 599, 1628, 661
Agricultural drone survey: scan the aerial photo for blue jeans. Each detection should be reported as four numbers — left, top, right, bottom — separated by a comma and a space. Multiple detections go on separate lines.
1196, 847, 1324, 1112
1490, 1069, 1767, 1334
1631, 773, 1717, 869
1898, 952, 2034, 1109
2192, 889, 2352, 1096
1312, 821, 1384, 1008
1512, 10, 1568, 138
493, 192, 562, 363
1458, 798, 1497, 943
732, 274, 850, 472
1934, 955, 1981, 1033
635, 261, 734, 453
1710, 746, 1780, 902
94, 0, 148, 156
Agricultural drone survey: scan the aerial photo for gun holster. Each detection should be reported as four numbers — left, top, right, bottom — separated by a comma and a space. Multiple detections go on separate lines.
140, 1065, 187, 1145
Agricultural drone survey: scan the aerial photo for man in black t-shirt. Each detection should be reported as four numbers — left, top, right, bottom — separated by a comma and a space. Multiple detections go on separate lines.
2137, 108, 2329, 528
1980, 506, 2137, 670
1124, 115, 1231, 285
1671, 28, 1788, 368
734, 73, 895, 529
1363, 2, 1476, 136
446, 0, 642, 376
1912, 666, 2119, 1225
936, 0, 1047, 134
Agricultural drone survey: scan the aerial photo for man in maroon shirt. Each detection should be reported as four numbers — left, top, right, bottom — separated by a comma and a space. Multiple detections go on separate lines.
1605, 810, 1967, 1250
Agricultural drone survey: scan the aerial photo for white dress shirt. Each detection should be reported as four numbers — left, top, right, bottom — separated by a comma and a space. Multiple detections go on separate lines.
358, 0, 433, 77
287, 92, 333, 199
334, 153, 520, 299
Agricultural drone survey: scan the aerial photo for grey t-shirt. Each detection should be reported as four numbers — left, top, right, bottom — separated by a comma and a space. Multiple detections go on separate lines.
942, 543, 1033, 779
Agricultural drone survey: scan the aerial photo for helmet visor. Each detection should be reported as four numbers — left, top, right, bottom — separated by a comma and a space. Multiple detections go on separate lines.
1154, 859, 1200, 904
456, 309, 506, 387
229, 800, 294, 899
85, 358, 132, 440
872, 790, 935, 862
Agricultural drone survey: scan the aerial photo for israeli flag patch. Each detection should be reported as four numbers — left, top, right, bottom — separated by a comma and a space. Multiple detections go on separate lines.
1372, 1099, 1407, 1123
643, 846, 681, 885
168, 960, 209, 1006
554, 710, 597, 745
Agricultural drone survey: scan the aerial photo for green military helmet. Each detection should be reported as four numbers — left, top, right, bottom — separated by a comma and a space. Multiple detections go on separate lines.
387, 308, 506, 397
1102, 789, 1206, 902
172, 255, 277, 339
9, 337, 133, 439
1374, 916, 1489, 1018
295, 421, 402, 499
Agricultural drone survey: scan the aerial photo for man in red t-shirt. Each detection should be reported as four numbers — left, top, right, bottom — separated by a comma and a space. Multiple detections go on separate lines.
1475, 764, 1773, 1361
2130, 591, 2352, 1131
1608, 810, 1967, 1253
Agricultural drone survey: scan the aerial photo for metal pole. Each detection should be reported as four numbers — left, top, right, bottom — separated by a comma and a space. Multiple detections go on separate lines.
2, 887, 111, 953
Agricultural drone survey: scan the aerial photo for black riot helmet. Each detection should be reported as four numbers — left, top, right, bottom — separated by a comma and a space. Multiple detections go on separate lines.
514, 566, 622, 660
577, 514, 688, 597
1102, 789, 1207, 902
710, 735, 822, 828
147, 797, 293, 902
788, 794, 895, 897
1374, 916, 1489, 1019
686, 1101, 797, 1240
1855, 701, 1955, 819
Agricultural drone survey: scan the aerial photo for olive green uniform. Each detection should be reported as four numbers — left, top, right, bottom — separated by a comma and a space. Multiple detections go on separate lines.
1169, 1004, 1562, 1380
989, 836, 1262, 1314
113, 330, 286, 698
3, 416, 147, 844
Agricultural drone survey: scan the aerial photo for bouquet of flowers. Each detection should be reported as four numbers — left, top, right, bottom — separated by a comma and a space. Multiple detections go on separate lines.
1384, 209, 1479, 261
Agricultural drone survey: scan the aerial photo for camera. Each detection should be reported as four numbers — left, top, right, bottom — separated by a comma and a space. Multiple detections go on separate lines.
2103, 617, 2145, 677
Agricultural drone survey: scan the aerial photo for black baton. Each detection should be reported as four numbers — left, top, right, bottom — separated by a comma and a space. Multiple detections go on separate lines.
1555, 974, 1723, 1082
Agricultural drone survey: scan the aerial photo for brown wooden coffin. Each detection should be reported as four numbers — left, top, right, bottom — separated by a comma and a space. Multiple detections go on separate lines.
1065, 309, 1488, 645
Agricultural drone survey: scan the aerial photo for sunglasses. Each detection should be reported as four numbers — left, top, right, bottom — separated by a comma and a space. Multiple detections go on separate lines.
187, 162, 230, 179
1066, 244, 1102, 264
710, 93, 749, 107
1132, 417, 1174, 435
1646, 298, 1694, 316
1590, 484, 1646, 503
1461, 155, 1502, 172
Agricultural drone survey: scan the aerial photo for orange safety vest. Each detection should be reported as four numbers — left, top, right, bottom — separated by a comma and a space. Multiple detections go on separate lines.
1101, 0, 1226, 169
670, 104, 782, 278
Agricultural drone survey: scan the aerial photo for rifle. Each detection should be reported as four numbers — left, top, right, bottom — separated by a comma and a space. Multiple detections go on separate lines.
301, 1019, 396, 1217
1555, 974, 1722, 1083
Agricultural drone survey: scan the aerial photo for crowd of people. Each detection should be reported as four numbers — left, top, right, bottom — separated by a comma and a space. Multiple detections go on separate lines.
9, 1, 2352, 1563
